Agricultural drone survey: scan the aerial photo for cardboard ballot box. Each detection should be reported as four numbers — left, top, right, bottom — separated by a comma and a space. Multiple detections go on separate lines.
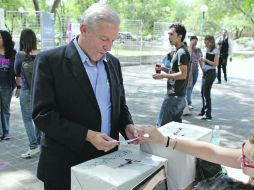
71, 148, 168, 190
141, 122, 212, 190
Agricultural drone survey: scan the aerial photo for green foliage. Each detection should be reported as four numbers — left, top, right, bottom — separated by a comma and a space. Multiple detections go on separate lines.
1, 0, 253, 38
107, 0, 175, 35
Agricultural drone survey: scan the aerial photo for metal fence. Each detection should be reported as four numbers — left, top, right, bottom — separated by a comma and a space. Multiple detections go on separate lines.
153, 22, 173, 50
4, 11, 40, 50
54, 13, 82, 47
112, 19, 143, 65
3, 10, 171, 65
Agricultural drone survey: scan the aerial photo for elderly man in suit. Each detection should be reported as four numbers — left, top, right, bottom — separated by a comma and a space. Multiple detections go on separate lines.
32, 3, 145, 190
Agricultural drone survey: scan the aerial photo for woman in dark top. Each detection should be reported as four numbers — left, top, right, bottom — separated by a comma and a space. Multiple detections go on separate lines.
198, 35, 219, 120
0, 30, 17, 140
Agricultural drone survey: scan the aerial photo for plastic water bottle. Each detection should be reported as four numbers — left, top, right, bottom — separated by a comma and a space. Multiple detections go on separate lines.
211, 125, 221, 145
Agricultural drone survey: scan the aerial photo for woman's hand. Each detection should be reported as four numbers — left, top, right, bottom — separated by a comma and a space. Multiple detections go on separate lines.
200, 57, 206, 62
144, 126, 167, 145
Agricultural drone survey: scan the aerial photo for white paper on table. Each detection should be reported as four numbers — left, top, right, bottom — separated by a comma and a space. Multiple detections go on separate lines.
141, 156, 162, 167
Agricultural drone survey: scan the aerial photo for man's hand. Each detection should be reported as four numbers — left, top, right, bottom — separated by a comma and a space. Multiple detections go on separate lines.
86, 130, 118, 152
125, 124, 145, 144
152, 73, 164, 80
229, 57, 232, 62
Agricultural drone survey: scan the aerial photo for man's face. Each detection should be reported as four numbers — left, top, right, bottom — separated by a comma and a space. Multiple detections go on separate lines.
222, 30, 227, 38
79, 21, 119, 64
204, 39, 209, 47
168, 28, 182, 46
190, 39, 198, 47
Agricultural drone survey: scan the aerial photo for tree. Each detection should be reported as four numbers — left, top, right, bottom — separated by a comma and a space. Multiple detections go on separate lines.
202, 0, 254, 38
107, 0, 176, 35
1, 0, 253, 38
50, 0, 61, 14
33, 0, 40, 11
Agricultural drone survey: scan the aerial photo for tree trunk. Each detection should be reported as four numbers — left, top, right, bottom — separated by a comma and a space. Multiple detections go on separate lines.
33, 0, 40, 11
51, 0, 61, 14
33, 0, 40, 26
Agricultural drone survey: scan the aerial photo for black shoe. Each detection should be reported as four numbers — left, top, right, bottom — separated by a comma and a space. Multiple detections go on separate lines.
1, 134, 10, 140
201, 115, 212, 120
198, 112, 205, 116
216, 81, 221, 84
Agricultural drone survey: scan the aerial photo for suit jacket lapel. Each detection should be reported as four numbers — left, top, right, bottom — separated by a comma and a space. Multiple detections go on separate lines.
104, 57, 118, 135
65, 42, 99, 111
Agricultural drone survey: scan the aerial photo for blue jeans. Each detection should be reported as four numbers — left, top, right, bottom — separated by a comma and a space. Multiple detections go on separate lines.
0, 86, 12, 136
20, 89, 41, 149
186, 67, 199, 106
156, 95, 186, 127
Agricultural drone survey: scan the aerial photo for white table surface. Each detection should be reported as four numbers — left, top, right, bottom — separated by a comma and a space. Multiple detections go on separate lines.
140, 121, 212, 190
71, 148, 168, 190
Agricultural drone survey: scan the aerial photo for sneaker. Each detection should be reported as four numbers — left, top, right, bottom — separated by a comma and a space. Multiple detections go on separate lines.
183, 107, 192, 116
188, 105, 194, 110
21, 147, 40, 159
198, 112, 205, 116
201, 115, 212, 121
1, 134, 10, 140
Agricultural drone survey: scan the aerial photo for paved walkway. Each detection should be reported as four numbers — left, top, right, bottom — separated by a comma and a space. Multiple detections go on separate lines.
1, 56, 254, 189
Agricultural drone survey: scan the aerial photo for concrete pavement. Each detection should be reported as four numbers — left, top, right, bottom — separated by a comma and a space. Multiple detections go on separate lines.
0, 56, 254, 189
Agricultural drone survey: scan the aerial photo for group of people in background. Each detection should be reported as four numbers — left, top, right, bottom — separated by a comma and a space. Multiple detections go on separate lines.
0, 29, 41, 158
156, 28, 233, 123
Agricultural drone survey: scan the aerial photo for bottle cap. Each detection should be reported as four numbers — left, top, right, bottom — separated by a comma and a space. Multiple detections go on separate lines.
214, 125, 220, 130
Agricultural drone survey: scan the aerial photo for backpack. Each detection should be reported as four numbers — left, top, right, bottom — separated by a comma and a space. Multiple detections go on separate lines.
195, 158, 227, 183
21, 52, 36, 90
162, 51, 175, 68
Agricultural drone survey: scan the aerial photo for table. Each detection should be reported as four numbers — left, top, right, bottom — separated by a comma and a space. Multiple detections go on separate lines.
71, 148, 168, 190
140, 122, 212, 190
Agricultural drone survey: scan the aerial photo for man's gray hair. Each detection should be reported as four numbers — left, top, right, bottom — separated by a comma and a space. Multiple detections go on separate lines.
82, 3, 120, 30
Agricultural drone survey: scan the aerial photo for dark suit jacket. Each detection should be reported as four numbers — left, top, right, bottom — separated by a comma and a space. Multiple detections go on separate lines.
31, 41, 133, 187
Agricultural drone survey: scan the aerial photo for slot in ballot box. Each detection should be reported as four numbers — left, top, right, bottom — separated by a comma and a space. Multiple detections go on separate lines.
141, 122, 212, 190
71, 148, 168, 190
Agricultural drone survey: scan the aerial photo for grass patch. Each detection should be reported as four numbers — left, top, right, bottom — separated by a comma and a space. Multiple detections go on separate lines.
233, 53, 254, 60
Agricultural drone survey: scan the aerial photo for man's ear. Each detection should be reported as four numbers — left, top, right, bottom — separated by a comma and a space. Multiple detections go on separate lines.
80, 24, 87, 34
178, 34, 183, 41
